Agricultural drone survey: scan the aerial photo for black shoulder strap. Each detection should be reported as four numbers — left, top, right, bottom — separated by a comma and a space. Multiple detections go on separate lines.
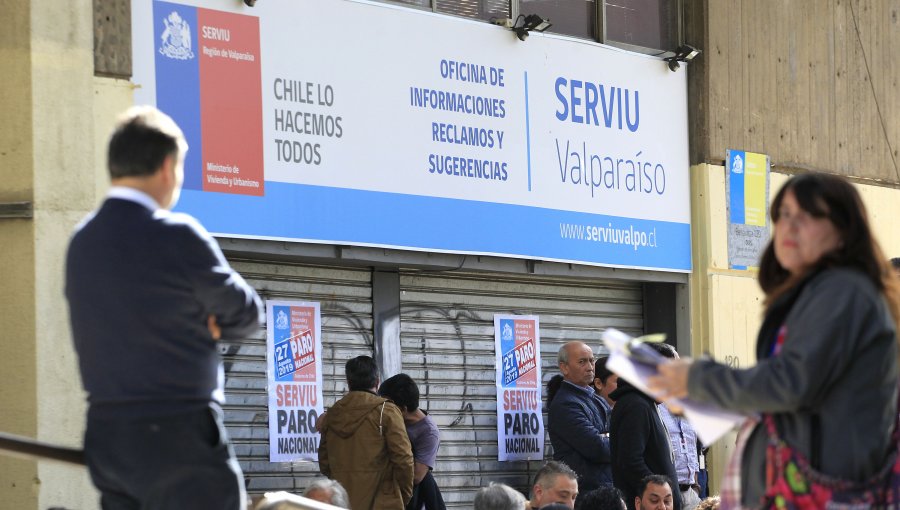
811, 414, 821, 469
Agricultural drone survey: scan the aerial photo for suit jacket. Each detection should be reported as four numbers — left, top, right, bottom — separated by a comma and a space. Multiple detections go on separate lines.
66, 195, 262, 416
547, 381, 613, 491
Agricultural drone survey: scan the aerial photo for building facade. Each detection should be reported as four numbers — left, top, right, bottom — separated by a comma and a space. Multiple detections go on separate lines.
1, 1, 898, 508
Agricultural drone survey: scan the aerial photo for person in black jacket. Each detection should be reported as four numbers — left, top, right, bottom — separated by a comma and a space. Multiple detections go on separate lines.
609, 342, 681, 510
548, 342, 612, 495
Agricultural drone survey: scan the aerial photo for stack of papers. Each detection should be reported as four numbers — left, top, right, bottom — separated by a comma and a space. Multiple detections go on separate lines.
601, 328, 746, 446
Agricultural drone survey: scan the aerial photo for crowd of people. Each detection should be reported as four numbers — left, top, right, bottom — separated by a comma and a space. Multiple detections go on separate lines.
540, 341, 711, 510
296, 173, 900, 510
274, 343, 720, 510
261, 462, 716, 510
69, 106, 900, 509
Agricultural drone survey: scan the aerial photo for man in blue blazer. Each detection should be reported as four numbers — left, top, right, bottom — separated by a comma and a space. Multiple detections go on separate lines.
548, 341, 613, 499
65, 106, 263, 510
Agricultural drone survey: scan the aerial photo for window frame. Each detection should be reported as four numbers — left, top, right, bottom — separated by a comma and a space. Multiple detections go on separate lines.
368, 0, 683, 56
596, 0, 683, 56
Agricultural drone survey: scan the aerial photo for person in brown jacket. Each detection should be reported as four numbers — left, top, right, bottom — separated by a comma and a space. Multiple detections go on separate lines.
318, 356, 414, 510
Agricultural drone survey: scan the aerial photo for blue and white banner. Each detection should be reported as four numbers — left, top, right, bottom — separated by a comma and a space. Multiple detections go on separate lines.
133, 0, 692, 272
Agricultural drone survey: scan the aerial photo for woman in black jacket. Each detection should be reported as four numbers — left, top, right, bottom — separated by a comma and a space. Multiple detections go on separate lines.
650, 173, 900, 508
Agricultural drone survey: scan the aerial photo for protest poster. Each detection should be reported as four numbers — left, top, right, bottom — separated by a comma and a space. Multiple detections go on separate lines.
266, 300, 323, 462
494, 314, 543, 461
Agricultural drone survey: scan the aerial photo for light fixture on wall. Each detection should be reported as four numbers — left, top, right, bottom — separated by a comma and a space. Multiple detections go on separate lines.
514, 14, 552, 41
243, 0, 257, 6
492, 14, 552, 41
663, 44, 701, 71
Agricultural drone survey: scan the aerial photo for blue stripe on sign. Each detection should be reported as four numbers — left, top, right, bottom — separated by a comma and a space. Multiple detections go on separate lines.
154, 1, 202, 191
729, 150, 746, 224
176, 182, 692, 271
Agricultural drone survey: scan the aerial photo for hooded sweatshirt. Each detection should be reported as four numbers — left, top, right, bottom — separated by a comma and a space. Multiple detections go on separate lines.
319, 390, 414, 510
609, 380, 681, 510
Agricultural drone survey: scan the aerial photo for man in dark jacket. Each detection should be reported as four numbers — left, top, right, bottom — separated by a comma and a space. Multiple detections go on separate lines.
548, 341, 612, 495
318, 356, 414, 510
66, 106, 263, 510
609, 343, 681, 510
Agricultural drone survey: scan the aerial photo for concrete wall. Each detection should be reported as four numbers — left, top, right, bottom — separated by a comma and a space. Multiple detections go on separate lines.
0, 0, 133, 507
0, 0, 38, 505
32, 1, 98, 507
685, 0, 900, 183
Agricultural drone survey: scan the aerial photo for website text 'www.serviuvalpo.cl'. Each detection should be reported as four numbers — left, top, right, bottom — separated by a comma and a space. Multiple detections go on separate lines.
559, 222, 658, 251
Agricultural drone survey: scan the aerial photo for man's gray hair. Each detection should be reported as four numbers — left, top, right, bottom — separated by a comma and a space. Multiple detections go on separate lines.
533, 460, 578, 490
558, 341, 591, 364
474, 482, 526, 510
303, 478, 349, 509
557, 344, 570, 364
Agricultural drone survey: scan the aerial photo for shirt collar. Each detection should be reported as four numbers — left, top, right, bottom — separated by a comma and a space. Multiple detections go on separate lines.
106, 186, 160, 211
562, 379, 595, 397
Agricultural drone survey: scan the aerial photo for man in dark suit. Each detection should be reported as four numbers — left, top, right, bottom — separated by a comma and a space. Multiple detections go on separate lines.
548, 341, 613, 498
65, 106, 262, 510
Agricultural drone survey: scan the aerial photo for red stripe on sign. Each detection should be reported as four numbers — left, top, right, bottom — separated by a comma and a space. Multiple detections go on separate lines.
198, 8, 264, 196
291, 307, 317, 382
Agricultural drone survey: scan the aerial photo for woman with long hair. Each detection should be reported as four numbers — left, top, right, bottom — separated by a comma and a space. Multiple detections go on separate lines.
650, 172, 900, 508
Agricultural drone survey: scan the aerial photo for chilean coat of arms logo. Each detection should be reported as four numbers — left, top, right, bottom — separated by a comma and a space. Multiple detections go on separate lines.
501, 322, 514, 341
732, 154, 744, 174
275, 310, 289, 330
160, 11, 194, 60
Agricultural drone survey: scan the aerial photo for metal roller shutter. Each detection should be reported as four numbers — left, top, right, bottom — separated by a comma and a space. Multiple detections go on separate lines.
398, 270, 644, 508
219, 259, 374, 497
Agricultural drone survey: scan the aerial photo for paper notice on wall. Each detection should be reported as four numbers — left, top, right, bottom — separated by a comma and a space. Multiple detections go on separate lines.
266, 300, 324, 462
494, 314, 544, 461
726, 149, 771, 269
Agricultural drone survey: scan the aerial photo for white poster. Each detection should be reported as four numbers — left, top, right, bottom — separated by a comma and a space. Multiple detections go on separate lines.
494, 314, 543, 461
266, 300, 324, 462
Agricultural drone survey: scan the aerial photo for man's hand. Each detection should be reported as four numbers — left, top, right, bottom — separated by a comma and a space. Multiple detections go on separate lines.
208, 315, 222, 340
413, 461, 430, 485
647, 359, 693, 401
